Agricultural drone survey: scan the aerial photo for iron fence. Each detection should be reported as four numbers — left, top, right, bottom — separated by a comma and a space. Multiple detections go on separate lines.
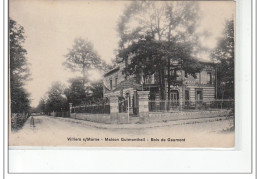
53, 111, 70, 118
149, 100, 179, 112
71, 104, 110, 114
149, 99, 234, 112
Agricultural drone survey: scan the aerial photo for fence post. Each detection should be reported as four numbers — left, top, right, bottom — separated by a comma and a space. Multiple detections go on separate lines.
138, 91, 149, 122
109, 94, 119, 122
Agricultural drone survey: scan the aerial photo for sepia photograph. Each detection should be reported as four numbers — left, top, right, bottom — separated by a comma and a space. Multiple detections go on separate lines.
9, 0, 235, 148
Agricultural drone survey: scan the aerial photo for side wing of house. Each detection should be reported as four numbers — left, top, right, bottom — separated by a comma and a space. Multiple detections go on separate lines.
103, 65, 125, 97
183, 65, 215, 103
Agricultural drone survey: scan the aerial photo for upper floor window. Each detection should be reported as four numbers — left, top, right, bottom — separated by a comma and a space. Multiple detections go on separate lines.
185, 71, 188, 78
115, 77, 118, 87
110, 79, 113, 90
207, 72, 212, 84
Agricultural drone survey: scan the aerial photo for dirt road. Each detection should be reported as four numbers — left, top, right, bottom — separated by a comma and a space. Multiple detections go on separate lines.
9, 115, 234, 148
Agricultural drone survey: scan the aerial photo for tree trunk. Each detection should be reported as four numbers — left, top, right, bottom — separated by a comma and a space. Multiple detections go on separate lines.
167, 11, 172, 101
221, 89, 225, 110
158, 70, 162, 99
167, 58, 171, 101
161, 69, 165, 100
82, 66, 86, 86
158, 69, 165, 100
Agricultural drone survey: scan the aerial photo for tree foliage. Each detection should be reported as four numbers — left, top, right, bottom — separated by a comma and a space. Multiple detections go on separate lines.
38, 79, 105, 111
211, 19, 234, 99
45, 82, 68, 112
9, 18, 31, 113
64, 38, 105, 85
37, 98, 47, 114
117, 2, 203, 99
64, 78, 104, 106
118, 35, 202, 98
117, 1, 200, 49
11, 85, 31, 113
64, 77, 86, 106
88, 81, 104, 103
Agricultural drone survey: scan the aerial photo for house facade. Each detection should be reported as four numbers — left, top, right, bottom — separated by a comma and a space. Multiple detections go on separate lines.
103, 60, 216, 114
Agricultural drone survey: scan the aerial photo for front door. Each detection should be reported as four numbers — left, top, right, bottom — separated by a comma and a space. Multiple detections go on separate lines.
170, 90, 179, 109
185, 90, 190, 106
195, 89, 203, 101
195, 89, 203, 108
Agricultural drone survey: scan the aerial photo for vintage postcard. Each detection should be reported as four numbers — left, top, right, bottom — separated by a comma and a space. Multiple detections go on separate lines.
9, 0, 235, 148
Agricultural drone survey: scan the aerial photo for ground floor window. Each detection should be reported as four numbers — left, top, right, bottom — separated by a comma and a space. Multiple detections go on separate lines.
195, 89, 203, 101
185, 90, 190, 101
170, 90, 179, 101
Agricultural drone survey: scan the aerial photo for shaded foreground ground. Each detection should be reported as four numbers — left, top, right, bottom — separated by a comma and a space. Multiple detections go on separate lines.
9, 115, 234, 148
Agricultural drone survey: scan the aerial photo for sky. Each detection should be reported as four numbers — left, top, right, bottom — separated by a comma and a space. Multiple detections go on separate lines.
10, 0, 235, 107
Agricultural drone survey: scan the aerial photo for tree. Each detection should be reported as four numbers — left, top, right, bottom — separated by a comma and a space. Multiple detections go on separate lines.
118, 35, 203, 99
88, 81, 104, 103
117, 1, 203, 99
36, 98, 47, 114
64, 77, 87, 106
117, 1, 200, 48
11, 85, 31, 113
64, 38, 104, 86
211, 19, 234, 99
9, 18, 31, 113
64, 78, 106, 106
45, 82, 68, 112
118, 35, 166, 98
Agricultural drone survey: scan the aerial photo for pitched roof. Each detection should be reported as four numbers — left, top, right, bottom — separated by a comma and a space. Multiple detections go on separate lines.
112, 77, 142, 92
103, 66, 120, 77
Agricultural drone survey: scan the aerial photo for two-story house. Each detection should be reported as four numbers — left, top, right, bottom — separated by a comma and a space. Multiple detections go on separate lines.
103, 60, 215, 113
